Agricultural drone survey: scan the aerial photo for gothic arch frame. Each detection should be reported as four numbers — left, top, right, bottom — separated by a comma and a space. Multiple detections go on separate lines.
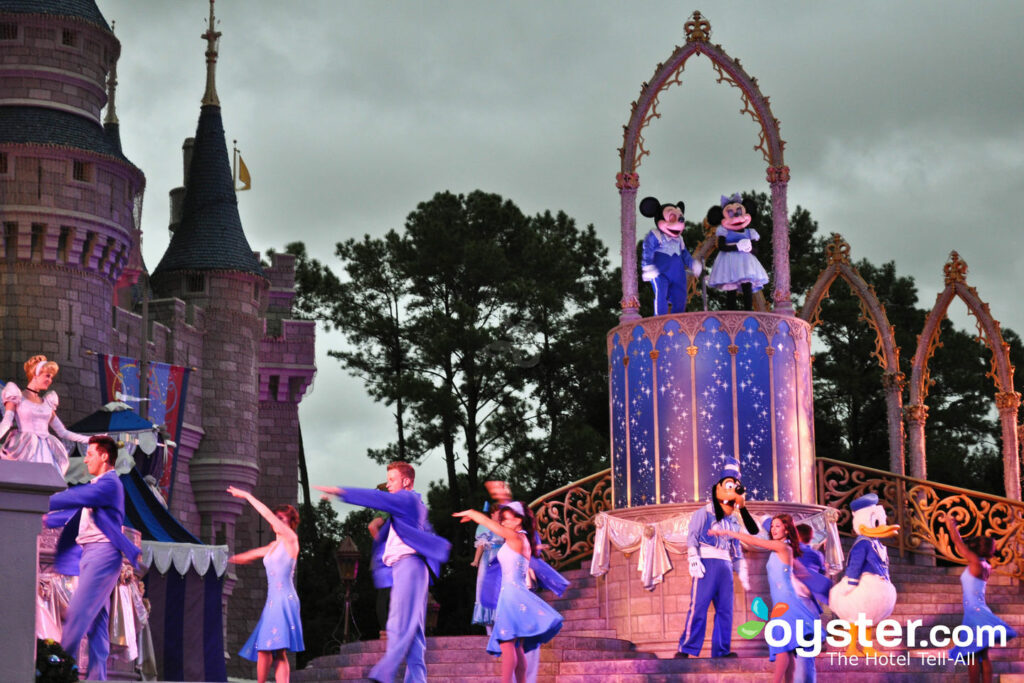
906, 252, 1021, 499
616, 11, 793, 321
799, 235, 906, 474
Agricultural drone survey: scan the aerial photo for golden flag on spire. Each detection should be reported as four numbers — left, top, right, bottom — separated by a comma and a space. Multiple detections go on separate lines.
236, 154, 251, 192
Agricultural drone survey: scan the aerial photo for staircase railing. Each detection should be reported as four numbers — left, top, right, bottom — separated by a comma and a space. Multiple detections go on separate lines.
817, 457, 1024, 579
528, 468, 612, 569
527, 459, 1024, 578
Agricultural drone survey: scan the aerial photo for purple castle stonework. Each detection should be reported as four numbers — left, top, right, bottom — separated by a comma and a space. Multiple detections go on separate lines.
0, 2, 315, 676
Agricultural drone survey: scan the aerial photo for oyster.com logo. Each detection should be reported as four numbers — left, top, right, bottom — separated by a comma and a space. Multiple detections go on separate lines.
738, 596, 788, 640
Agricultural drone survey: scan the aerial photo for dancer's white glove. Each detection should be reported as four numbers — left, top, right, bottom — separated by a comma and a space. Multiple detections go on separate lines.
737, 558, 751, 592
687, 547, 705, 579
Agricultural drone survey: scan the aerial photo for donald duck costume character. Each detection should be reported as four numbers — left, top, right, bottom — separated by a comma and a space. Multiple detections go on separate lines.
676, 457, 760, 658
829, 493, 899, 656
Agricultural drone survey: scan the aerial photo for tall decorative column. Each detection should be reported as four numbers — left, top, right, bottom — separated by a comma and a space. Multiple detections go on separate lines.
905, 403, 929, 481
882, 371, 907, 476
767, 165, 792, 314
618, 172, 641, 322
995, 391, 1021, 499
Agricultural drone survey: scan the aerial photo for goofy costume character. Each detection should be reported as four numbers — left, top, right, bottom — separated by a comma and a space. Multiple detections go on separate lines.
676, 457, 759, 658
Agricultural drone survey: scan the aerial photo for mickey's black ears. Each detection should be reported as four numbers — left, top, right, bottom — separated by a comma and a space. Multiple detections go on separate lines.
639, 196, 662, 219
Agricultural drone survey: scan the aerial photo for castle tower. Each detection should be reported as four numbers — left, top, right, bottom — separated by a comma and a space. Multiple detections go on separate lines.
149, 0, 266, 599
0, 1, 145, 414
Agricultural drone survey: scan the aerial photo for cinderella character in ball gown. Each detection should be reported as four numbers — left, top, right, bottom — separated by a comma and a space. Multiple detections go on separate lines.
1, 354, 90, 476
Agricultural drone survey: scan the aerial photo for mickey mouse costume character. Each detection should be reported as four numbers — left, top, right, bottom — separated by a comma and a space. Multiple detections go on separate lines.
639, 196, 702, 315
676, 457, 760, 659
706, 194, 769, 310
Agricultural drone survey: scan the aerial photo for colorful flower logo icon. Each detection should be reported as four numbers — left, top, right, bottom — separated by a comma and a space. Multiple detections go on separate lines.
738, 596, 789, 639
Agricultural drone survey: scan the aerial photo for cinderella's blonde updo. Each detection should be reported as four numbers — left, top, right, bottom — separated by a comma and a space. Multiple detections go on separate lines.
24, 354, 59, 380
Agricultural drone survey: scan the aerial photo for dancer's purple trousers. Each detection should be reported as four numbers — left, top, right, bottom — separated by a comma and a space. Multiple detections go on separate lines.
371, 555, 428, 683
61, 542, 123, 680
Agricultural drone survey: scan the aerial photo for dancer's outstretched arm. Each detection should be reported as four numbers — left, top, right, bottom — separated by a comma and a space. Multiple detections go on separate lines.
227, 485, 298, 558
453, 509, 524, 556
710, 527, 790, 556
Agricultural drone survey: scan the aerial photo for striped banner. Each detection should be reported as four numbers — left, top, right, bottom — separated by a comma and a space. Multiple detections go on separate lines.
98, 355, 191, 501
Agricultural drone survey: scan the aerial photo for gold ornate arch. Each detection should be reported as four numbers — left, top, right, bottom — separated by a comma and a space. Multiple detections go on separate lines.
616, 11, 793, 320
907, 252, 1021, 499
799, 235, 905, 474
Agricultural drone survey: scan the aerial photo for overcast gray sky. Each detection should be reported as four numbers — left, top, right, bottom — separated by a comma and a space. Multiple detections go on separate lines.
96, 1, 1024, 510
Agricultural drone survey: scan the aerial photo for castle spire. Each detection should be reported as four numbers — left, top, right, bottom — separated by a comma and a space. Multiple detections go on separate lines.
201, 0, 221, 106
104, 22, 118, 125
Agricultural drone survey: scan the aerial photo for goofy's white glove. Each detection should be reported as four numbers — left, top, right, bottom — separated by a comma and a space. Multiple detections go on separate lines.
687, 547, 706, 579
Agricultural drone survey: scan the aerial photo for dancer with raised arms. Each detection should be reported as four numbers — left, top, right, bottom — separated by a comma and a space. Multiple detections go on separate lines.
453, 501, 562, 683
227, 486, 304, 683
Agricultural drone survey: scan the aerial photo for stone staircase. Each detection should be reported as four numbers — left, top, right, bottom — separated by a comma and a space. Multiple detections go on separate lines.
294, 554, 1024, 682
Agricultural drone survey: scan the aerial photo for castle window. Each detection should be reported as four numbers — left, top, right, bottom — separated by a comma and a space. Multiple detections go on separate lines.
2, 222, 16, 260
80, 231, 96, 266
58, 226, 72, 262
72, 160, 92, 183
61, 29, 77, 47
268, 375, 280, 401
30, 223, 45, 261
185, 273, 206, 293
0, 23, 17, 41
0, 152, 8, 175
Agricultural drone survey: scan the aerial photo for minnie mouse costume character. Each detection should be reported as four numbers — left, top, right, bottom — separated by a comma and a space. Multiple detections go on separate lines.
706, 194, 769, 310
639, 196, 702, 315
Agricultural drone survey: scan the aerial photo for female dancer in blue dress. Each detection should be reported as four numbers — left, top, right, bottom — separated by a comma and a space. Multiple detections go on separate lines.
454, 501, 562, 683
471, 503, 504, 630
227, 485, 304, 683
711, 513, 820, 683
945, 514, 1017, 683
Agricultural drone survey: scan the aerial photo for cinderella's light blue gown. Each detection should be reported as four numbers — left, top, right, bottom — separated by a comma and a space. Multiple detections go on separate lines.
239, 541, 305, 660
950, 569, 1018, 658
766, 553, 820, 662
485, 533, 562, 656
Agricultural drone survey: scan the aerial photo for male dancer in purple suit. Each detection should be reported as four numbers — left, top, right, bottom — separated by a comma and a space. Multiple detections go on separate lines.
316, 462, 451, 683
45, 435, 140, 680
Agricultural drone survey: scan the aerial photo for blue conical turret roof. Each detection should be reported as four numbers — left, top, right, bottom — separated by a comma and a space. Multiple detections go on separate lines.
0, 0, 110, 32
152, 105, 264, 278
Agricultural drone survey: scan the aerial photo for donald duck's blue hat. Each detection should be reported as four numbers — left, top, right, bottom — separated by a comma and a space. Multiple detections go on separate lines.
850, 493, 879, 513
